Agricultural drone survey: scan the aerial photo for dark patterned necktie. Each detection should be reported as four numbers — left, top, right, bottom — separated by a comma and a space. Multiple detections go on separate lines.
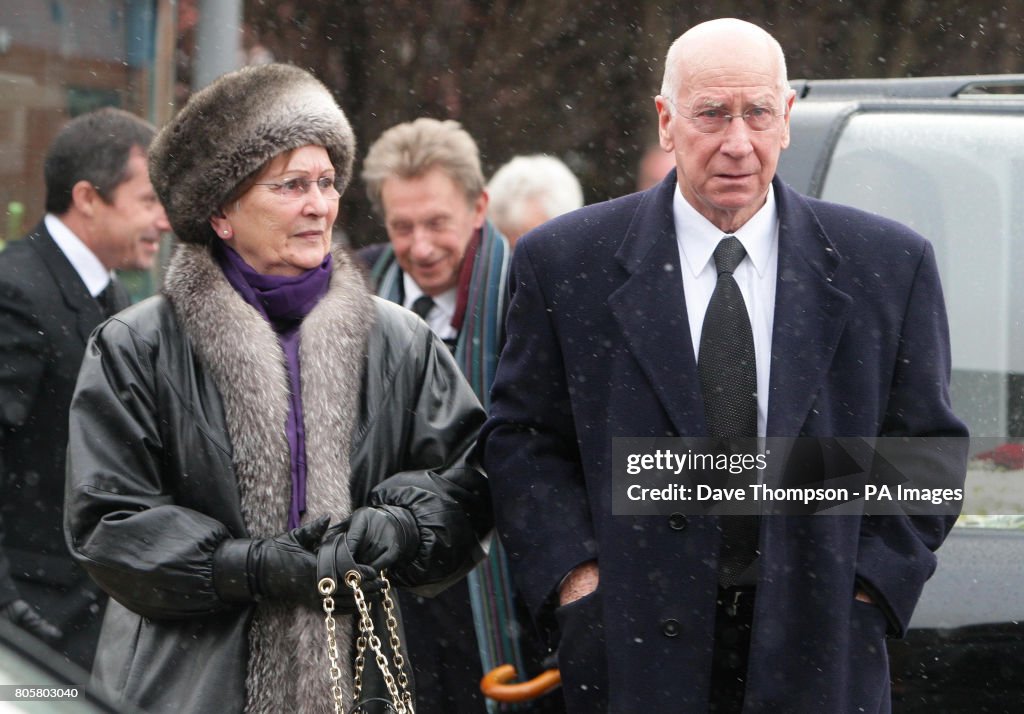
411, 294, 457, 354
698, 236, 759, 587
411, 295, 435, 320
96, 281, 118, 319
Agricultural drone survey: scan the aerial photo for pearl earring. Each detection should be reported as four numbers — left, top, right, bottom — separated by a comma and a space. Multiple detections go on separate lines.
223, 229, 230, 235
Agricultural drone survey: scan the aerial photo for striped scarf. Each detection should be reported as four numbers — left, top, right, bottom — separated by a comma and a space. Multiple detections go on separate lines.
370, 221, 523, 710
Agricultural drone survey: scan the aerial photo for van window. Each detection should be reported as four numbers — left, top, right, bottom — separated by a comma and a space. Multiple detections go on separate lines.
822, 112, 1024, 439
821, 112, 1024, 528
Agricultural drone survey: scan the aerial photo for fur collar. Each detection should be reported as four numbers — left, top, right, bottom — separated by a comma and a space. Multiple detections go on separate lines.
163, 242, 373, 713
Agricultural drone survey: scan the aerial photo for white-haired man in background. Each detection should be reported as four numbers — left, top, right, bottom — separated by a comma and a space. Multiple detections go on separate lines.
487, 154, 583, 248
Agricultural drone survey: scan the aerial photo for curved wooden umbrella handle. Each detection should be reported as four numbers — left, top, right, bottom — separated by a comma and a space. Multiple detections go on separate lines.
480, 664, 562, 702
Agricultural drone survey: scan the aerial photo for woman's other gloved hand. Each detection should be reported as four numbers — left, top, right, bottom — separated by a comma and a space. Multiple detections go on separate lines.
213, 514, 330, 609
344, 505, 419, 575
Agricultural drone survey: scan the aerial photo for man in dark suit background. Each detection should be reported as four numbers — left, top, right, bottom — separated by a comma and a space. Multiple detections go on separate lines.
0, 107, 169, 670
359, 118, 564, 713
480, 18, 967, 713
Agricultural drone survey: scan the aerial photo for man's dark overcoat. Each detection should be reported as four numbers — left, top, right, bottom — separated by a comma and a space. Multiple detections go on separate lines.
480, 174, 968, 713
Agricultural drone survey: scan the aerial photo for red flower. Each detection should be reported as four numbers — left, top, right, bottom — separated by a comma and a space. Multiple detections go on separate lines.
973, 443, 1024, 470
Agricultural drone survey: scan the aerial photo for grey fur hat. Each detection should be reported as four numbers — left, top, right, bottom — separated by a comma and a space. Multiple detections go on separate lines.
149, 63, 355, 245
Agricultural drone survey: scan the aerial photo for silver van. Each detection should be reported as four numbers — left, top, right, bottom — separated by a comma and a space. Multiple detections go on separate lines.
778, 75, 1024, 712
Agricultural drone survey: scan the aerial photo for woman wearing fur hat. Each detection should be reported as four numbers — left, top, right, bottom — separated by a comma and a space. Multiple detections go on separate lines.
63, 63, 491, 714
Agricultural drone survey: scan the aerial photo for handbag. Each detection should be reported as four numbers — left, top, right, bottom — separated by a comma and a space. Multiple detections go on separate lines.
318, 536, 415, 714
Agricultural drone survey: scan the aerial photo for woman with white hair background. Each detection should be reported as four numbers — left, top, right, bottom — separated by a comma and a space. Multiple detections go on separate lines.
486, 154, 583, 248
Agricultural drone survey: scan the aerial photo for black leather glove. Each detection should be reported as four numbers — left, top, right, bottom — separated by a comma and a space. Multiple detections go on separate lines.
345, 505, 420, 575
1, 599, 63, 645
213, 515, 330, 609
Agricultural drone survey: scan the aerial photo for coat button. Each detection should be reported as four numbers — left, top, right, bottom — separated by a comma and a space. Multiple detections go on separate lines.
668, 513, 688, 531
661, 619, 681, 637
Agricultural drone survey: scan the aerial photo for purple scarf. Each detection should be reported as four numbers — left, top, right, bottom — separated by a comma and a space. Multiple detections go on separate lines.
217, 244, 332, 528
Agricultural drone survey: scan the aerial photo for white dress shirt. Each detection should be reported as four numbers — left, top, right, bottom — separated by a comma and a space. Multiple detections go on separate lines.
402, 272, 458, 342
672, 185, 779, 436
45, 213, 112, 298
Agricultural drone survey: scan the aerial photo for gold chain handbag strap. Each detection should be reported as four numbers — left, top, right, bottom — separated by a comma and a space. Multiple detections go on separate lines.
378, 575, 415, 713
318, 576, 346, 714
319, 570, 415, 714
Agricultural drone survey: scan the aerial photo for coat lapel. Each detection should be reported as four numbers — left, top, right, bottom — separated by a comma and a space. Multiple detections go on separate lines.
26, 224, 105, 342
609, 174, 707, 435
608, 177, 854, 438
767, 180, 853, 436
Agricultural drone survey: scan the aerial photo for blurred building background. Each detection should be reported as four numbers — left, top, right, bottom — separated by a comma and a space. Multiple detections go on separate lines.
0, 0, 177, 297
2, 0, 1024, 296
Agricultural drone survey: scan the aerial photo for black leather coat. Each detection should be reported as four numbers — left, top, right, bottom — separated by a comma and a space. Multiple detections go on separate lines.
64, 246, 490, 714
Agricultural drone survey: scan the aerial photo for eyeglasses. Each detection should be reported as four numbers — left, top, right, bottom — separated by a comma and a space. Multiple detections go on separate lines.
680, 107, 783, 134
253, 176, 342, 200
